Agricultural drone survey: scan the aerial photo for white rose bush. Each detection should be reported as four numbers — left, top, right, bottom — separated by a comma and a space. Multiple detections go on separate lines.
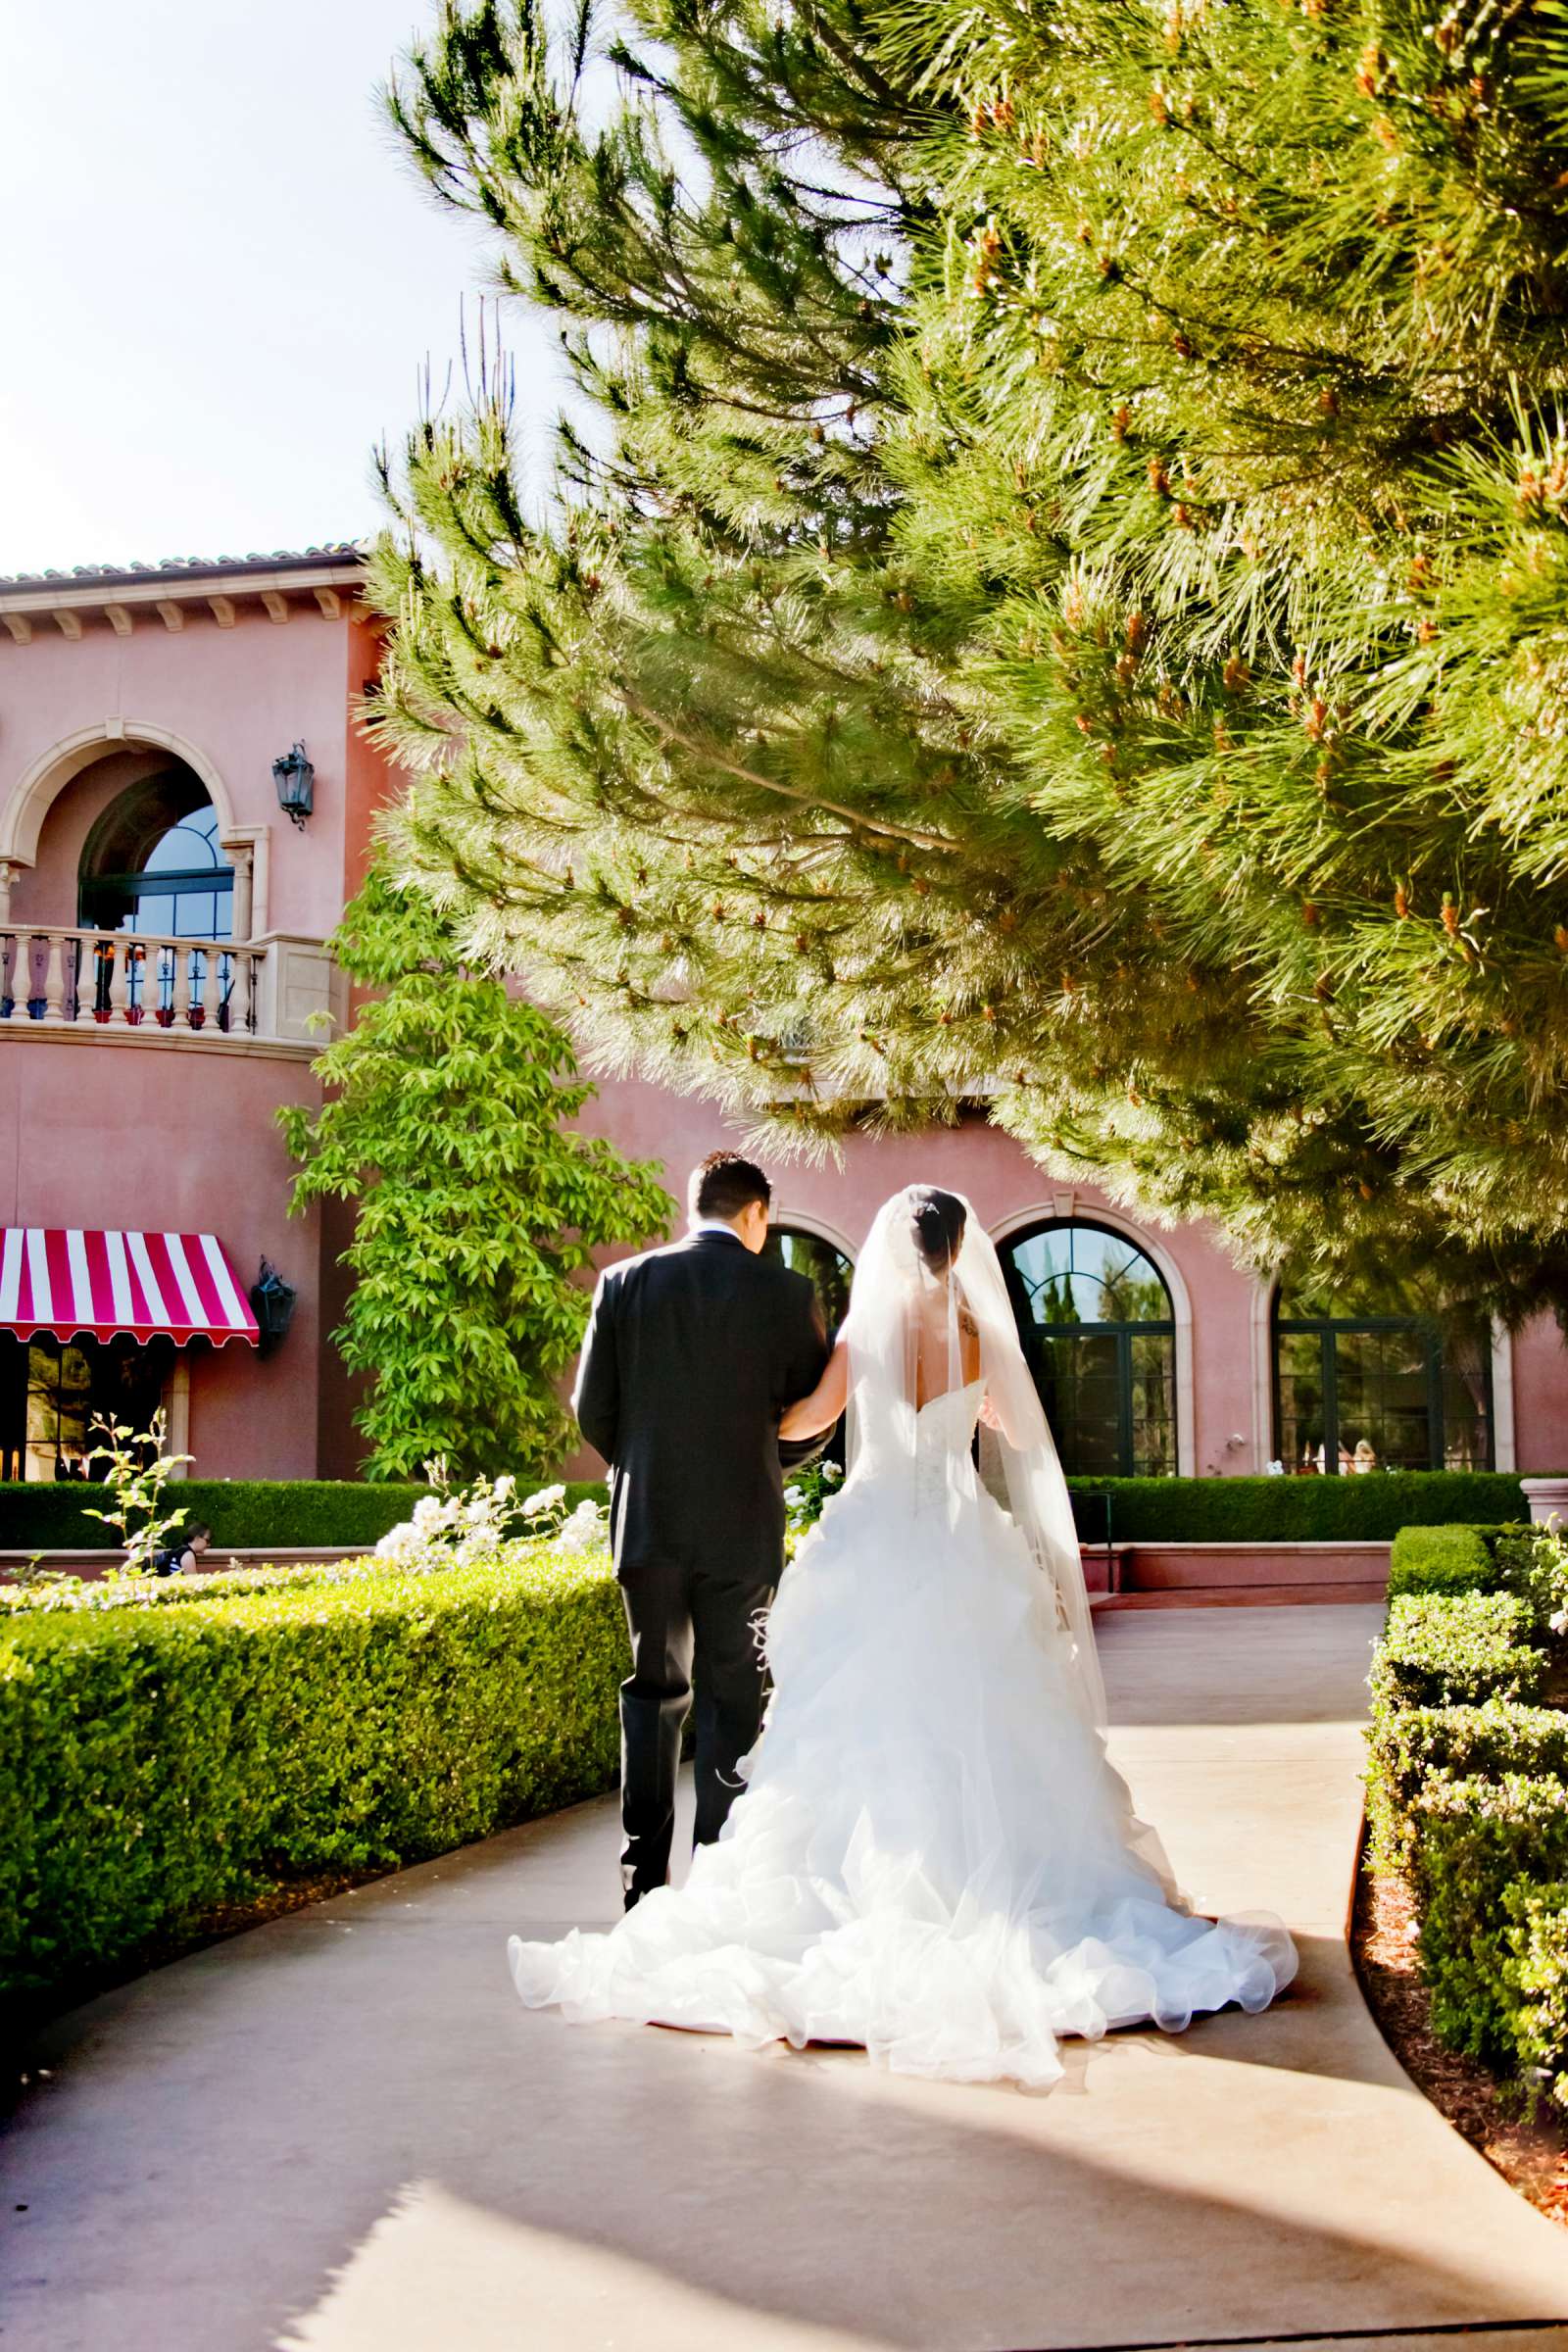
372, 1465, 610, 1572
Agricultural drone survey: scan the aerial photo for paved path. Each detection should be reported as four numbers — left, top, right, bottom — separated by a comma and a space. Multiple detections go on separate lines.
7, 1605, 1568, 2352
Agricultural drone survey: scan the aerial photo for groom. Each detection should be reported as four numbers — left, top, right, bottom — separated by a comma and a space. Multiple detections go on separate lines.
573, 1152, 829, 1908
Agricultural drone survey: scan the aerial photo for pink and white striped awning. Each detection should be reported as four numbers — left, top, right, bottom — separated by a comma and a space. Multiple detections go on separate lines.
0, 1229, 260, 1348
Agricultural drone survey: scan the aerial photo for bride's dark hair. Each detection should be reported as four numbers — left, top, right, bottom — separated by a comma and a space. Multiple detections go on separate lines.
909, 1187, 966, 1273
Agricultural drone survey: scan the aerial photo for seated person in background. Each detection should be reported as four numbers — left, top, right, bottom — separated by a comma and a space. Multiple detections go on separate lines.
1352, 1439, 1379, 1474
154, 1522, 212, 1578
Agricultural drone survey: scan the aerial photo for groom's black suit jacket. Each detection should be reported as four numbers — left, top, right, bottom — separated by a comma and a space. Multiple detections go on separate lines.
573, 1230, 828, 1586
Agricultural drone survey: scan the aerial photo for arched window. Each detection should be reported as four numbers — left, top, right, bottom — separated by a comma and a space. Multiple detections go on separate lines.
1273, 1271, 1493, 1474
764, 1226, 854, 1336
73, 769, 236, 1026
1001, 1221, 1177, 1477
78, 770, 233, 941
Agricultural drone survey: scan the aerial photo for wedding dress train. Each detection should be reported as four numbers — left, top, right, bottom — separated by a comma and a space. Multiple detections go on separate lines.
509, 1200, 1296, 2089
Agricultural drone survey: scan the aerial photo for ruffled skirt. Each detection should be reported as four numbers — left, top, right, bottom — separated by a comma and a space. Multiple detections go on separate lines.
509, 1478, 1296, 2089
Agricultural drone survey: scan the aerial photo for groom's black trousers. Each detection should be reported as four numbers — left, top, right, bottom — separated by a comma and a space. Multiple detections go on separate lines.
618, 1557, 775, 1901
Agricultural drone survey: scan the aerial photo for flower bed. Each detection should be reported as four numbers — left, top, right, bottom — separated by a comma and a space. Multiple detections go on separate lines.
0, 1517, 624, 1998
1363, 1518, 1568, 2123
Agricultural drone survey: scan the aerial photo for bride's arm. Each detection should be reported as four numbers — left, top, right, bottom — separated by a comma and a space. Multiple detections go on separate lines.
780, 1335, 850, 1440
972, 1321, 1030, 1447
979, 1388, 1027, 1447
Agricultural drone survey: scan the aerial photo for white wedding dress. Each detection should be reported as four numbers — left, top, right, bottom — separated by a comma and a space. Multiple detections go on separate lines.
509, 1197, 1296, 2090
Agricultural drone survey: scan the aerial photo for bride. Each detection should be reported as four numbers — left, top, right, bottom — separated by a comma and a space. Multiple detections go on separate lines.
509, 1186, 1296, 2088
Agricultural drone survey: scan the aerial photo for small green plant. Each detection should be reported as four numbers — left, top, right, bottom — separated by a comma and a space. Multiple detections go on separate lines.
784, 1457, 845, 1548
1494, 1523, 1568, 1638
1386, 1524, 1504, 1602
80, 1411, 193, 1576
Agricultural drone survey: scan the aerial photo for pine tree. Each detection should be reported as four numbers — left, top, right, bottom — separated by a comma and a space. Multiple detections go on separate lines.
882, 0, 1568, 1312
371, 0, 1568, 1321
279, 862, 671, 1480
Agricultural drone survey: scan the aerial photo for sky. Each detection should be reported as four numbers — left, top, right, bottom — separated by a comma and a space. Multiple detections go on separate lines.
0, 0, 566, 576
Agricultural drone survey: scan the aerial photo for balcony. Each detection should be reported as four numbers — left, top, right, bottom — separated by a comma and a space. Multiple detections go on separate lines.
0, 925, 343, 1054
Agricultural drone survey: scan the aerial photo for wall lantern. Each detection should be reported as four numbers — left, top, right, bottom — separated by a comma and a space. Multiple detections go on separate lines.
249, 1257, 297, 1358
271, 742, 315, 828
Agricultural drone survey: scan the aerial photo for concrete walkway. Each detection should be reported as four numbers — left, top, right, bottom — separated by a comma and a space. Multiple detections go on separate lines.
7, 1604, 1568, 2352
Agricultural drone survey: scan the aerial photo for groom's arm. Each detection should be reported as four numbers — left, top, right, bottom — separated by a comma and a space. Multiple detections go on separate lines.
572, 1271, 620, 1466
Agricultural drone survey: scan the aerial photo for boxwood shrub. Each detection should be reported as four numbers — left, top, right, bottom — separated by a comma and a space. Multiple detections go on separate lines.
0, 1543, 626, 1996
1364, 1696, 1568, 1870
1410, 1775, 1568, 2063
1368, 1592, 1545, 1714
1385, 1523, 1511, 1601
1499, 1879, 1568, 2118
0, 1479, 610, 1556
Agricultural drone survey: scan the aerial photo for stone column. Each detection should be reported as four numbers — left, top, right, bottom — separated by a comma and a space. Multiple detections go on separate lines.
230, 845, 254, 942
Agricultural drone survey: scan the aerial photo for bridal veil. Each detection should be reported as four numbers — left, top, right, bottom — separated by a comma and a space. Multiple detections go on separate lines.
842, 1186, 1107, 1731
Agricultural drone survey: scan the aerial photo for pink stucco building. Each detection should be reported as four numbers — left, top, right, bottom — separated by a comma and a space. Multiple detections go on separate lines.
2, 547, 1565, 1494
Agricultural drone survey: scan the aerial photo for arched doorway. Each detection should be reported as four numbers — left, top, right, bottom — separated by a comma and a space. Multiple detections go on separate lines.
1272, 1270, 1494, 1473
1000, 1220, 1178, 1477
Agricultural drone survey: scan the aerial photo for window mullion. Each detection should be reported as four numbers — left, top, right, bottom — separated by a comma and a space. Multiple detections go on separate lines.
1322, 1328, 1340, 1474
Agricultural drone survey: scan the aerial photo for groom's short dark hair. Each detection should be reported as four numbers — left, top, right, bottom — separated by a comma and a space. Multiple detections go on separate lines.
691, 1151, 772, 1222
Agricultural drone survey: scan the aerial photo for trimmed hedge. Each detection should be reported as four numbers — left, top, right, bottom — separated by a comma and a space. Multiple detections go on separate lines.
1410, 1775, 1568, 2063
1062, 1470, 1528, 1544
1365, 1523, 1568, 2101
0, 1466, 1533, 1554
0, 1479, 609, 1555
1386, 1523, 1507, 1601
1368, 1591, 1545, 1713
0, 1543, 626, 1995
1364, 1696, 1568, 1870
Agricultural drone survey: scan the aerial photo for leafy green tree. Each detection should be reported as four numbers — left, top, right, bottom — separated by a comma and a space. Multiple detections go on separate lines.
370, 0, 1568, 1322
280, 863, 672, 1480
